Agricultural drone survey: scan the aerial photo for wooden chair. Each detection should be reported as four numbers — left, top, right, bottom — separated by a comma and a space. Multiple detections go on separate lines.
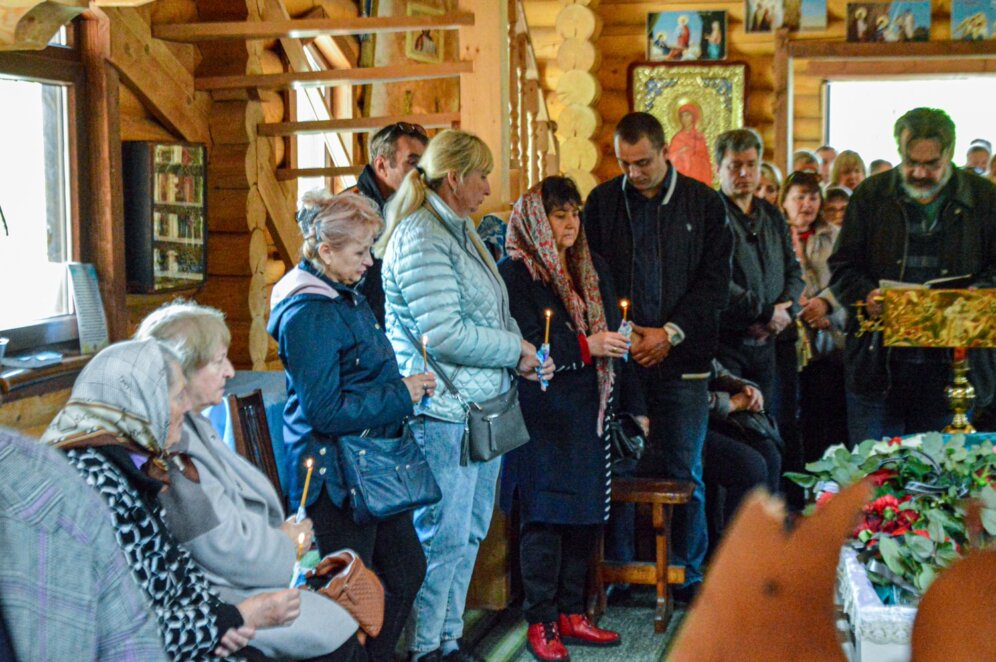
588, 477, 694, 633
227, 389, 286, 507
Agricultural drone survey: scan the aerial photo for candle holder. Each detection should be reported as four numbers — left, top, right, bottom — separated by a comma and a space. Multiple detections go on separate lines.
944, 351, 976, 434
536, 343, 550, 392
618, 320, 633, 362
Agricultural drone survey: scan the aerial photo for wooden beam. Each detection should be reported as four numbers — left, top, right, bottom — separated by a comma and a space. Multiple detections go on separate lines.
800, 58, 996, 79
276, 166, 364, 181
105, 7, 210, 143
788, 39, 996, 60
196, 61, 473, 91
259, 112, 460, 137
773, 28, 792, 176
153, 12, 475, 43
257, 164, 301, 264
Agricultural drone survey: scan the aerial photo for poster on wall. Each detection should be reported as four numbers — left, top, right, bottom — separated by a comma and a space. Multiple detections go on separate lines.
405, 2, 445, 64
846, 2, 931, 42
647, 11, 728, 61
951, 0, 996, 39
630, 62, 747, 188
745, 0, 828, 32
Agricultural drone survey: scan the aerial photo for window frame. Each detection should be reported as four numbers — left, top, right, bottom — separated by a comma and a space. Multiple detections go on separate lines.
0, 40, 90, 354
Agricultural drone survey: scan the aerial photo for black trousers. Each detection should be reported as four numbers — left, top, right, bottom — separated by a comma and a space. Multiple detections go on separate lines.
519, 522, 597, 624
799, 354, 849, 462
308, 489, 427, 662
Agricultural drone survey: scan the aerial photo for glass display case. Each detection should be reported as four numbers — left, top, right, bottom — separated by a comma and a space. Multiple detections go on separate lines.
122, 141, 207, 293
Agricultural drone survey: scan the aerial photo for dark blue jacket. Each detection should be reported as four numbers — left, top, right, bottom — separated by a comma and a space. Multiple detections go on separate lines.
268, 260, 412, 510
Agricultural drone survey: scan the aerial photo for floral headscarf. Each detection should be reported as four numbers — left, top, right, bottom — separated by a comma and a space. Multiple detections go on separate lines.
42, 339, 173, 454
505, 184, 614, 432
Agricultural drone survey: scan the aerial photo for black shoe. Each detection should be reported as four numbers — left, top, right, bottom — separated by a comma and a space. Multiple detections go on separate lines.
672, 581, 701, 606
442, 648, 485, 662
604, 582, 632, 605
410, 651, 442, 662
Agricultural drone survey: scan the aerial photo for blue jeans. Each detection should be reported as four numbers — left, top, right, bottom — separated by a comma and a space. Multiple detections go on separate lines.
408, 416, 501, 654
846, 360, 953, 446
607, 376, 709, 586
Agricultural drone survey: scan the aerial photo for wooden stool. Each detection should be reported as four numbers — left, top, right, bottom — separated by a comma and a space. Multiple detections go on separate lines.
588, 477, 694, 633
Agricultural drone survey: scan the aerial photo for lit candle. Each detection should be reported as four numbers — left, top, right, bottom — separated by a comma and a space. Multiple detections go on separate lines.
422, 334, 429, 371
620, 299, 629, 322
543, 309, 552, 345
298, 458, 314, 516
289, 532, 306, 588
296, 532, 306, 560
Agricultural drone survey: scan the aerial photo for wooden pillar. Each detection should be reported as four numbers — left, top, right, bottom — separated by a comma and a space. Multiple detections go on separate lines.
80, 9, 128, 341
458, 0, 510, 214
773, 27, 792, 176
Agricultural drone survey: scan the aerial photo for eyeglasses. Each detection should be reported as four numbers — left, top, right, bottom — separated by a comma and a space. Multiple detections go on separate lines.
385, 122, 427, 139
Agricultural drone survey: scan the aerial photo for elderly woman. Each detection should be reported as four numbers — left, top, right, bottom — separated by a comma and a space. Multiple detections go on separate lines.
136, 301, 362, 661
499, 177, 644, 661
42, 340, 300, 661
269, 191, 435, 662
756, 161, 783, 207
780, 171, 848, 460
377, 129, 554, 662
830, 149, 867, 192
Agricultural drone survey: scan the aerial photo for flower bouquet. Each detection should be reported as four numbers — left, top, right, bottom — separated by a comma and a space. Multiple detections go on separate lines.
787, 433, 995, 606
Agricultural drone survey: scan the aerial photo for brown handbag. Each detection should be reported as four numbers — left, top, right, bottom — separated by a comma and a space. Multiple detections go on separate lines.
307, 550, 385, 639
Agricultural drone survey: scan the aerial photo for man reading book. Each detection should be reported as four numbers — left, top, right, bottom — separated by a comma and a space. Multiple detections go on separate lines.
829, 107, 996, 445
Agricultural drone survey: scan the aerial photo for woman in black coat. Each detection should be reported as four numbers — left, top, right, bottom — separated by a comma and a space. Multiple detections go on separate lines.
499, 177, 646, 662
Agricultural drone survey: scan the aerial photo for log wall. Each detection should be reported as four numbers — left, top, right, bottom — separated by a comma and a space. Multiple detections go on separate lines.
524, 0, 964, 183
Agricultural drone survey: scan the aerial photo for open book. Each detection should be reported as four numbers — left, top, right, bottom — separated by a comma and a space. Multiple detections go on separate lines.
879, 274, 974, 290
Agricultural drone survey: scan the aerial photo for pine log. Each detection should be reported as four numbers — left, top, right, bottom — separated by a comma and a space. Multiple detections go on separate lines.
208, 188, 251, 233
207, 232, 252, 276
560, 137, 601, 171
210, 142, 257, 190
556, 38, 600, 72
556, 103, 601, 140
556, 69, 600, 106
555, 4, 602, 41
260, 90, 286, 123
150, 0, 198, 25
565, 168, 599, 198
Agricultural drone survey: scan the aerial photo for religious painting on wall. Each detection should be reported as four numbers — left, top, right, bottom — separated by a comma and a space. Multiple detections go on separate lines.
630, 62, 747, 187
951, 0, 996, 39
405, 1, 445, 64
745, 0, 828, 32
647, 11, 728, 62
846, 1, 931, 42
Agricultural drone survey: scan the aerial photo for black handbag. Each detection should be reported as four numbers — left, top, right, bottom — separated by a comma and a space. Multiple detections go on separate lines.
400, 324, 530, 465
606, 412, 646, 465
337, 423, 442, 525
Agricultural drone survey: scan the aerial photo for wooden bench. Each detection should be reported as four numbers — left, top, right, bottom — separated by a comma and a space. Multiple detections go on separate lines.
588, 477, 694, 633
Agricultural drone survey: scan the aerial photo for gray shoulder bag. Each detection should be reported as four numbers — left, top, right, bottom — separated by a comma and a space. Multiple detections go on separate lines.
400, 323, 530, 465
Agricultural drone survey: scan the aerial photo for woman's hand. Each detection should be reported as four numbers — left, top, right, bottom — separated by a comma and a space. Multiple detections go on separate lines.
214, 625, 255, 658
634, 416, 650, 437
403, 372, 437, 404
587, 331, 631, 359
279, 517, 313, 545
741, 385, 764, 412
517, 339, 555, 382
237, 589, 301, 629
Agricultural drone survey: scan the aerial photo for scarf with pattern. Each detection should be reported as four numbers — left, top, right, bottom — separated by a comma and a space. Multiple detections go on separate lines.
506, 185, 614, 432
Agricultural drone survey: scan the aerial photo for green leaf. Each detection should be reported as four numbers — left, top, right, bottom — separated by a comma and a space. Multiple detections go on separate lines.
979, 485, 996, 509
921, 433, 945, 460
878, 536, 907, 577
915, 565, 937, 592
784, 472, 817, 488
856, 438, 878, 457
804, 458, 835, 473
928, 519, 946, 542
906, 534, 933, 560
982, 507, 996, 536
831, 466, 855, 486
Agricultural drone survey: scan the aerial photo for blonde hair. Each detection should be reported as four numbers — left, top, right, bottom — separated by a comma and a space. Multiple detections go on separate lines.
298, 191, 383, 272
135, 299, 231, 376
830, 150, 867, 186
375, 129, 493, 257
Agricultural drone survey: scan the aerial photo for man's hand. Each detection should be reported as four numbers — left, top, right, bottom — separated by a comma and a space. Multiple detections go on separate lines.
800, 296, 830, 328
742, 385, 764, 412
767, 302, 792, 335
630, 324, 672, 367
865, 288, 883, 318
746, 323, 770, 342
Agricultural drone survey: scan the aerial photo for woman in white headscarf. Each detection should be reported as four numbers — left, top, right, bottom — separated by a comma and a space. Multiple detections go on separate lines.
43, 339, 300, 661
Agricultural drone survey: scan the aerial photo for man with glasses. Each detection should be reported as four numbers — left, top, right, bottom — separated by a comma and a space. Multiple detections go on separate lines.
829, 107, 996, 444
349, 122, 428, 325
583, 112, 732, 604
715, 128, 804, 413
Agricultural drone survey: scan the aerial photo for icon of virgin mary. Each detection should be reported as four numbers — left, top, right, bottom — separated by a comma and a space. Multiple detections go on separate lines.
669, 102, 713, 185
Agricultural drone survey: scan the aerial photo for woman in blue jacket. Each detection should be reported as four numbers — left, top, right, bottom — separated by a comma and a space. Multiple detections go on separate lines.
269, 191, 437, 661
377, 130, 554, 662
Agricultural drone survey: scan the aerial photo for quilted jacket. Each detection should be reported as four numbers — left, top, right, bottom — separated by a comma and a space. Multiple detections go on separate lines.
382, 190, 523, 423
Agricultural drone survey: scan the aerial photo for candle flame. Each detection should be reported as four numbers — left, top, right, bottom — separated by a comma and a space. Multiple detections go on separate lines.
305, 458, 313, 469
422, 334, 428, 345
545, 309, 552, 318
620, 299, 629, 309
298, 532, 306, 545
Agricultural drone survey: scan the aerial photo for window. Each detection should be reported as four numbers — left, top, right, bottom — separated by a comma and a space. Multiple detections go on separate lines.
0, 41, 85, 349
826, 78, 996, 164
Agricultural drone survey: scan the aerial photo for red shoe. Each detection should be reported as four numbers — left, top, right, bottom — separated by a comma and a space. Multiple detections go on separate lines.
527, 622, 570, 661
557, 613, 621, 647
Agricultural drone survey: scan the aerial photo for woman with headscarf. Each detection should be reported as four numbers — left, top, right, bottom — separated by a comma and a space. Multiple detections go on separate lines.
669, 103, 713, 185
137, 300, 363, 661
499, 177, 646, 662
42, 339, 300, 661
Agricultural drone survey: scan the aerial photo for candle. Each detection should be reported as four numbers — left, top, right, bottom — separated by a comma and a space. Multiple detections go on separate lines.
300, 458, 314, 508
620, 299, 629, 322
289, 532, 306, 588
543, 309, 552, 345
296, 532, 306, 560
422, 334, 429, 371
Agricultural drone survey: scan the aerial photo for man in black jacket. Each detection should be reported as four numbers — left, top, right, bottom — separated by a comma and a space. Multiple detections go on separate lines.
829, 107, 996, 444
583, 112, 732, 599
347, 122, 428, 326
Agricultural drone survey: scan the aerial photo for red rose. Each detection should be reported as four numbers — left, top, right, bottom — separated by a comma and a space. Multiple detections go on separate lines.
868, 468, 898, 486
888, 436, 903, 446
912, 529, 930, 538
816, 491, 835, 508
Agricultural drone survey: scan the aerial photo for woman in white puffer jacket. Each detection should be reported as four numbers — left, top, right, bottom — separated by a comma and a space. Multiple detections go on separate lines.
377, 129, 554, 662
